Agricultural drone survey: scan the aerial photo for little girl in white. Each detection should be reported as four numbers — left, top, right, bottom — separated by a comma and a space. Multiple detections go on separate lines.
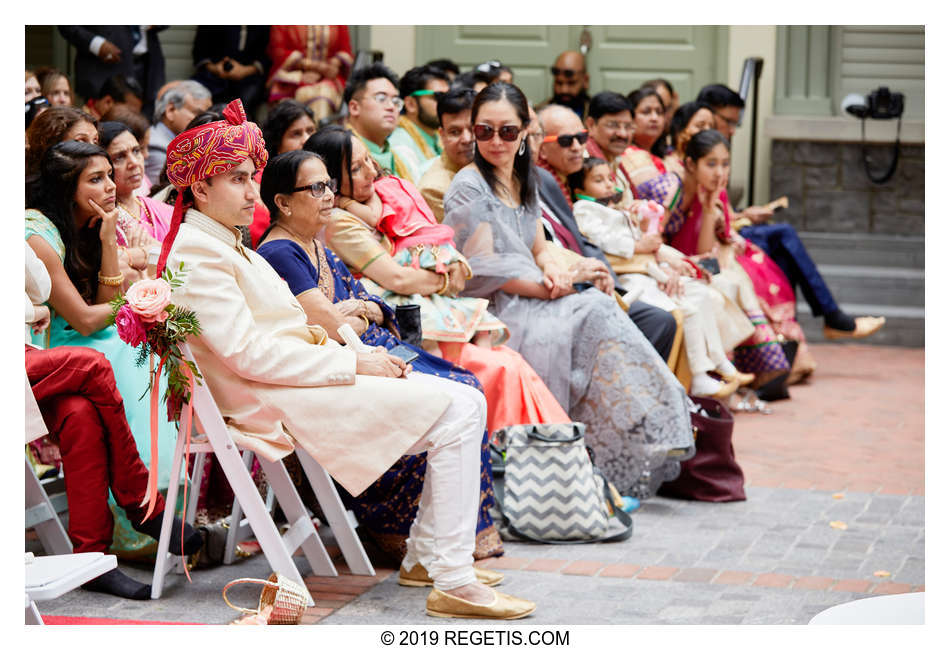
569, 158, 752, 398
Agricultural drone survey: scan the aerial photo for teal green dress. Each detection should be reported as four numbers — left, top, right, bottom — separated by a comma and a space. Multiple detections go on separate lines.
26, 209, 180, 558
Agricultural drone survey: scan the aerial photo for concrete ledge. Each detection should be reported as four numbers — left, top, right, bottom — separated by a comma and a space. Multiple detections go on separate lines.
766, 116, 923, 144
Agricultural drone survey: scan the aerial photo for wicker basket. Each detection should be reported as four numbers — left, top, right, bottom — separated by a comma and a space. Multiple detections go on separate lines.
222, 573, 308, 624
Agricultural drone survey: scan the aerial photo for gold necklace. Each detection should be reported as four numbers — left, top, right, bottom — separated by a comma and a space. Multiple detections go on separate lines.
274, 223, 317, 258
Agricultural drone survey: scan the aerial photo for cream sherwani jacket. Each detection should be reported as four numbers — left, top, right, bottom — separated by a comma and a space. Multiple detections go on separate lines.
167, 210, 451, 496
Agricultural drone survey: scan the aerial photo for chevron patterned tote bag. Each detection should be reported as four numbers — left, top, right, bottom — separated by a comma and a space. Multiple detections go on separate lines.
494, 423, 632, 543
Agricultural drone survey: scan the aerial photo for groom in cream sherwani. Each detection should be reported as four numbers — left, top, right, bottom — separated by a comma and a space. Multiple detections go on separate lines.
157, 99, 534, 620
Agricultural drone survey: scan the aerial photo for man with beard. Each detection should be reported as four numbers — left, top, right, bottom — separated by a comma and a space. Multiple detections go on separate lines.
537, 51, 590, 120
390, 65, 451, 183
418, 87, 476, 222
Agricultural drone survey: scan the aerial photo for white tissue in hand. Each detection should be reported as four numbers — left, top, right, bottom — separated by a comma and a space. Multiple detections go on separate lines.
646, 261, 669, 283
337, 324, 372, 352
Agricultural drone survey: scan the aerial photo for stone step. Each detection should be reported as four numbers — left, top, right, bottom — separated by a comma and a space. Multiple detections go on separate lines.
796, 231, 924, 269
797, 303, 924, 348
811, 264, 924, 309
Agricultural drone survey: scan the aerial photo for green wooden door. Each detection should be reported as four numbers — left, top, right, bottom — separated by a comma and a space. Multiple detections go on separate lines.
572, 25, 727, 102
416, 25, 726, 106
416, 25, 572, 104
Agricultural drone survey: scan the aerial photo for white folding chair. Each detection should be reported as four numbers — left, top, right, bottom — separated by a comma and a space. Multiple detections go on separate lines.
151, 344, 373, 600
221, 449, 374, 576
221, 450, 275, 565
25, 373, 72, 556
25, 551, 117, 625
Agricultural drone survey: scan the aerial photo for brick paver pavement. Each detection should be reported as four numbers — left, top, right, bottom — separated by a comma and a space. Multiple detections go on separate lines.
32, 344, 924, 625
322, 343, 925, 625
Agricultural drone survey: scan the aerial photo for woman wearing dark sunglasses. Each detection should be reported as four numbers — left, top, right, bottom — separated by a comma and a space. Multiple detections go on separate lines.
306, 125, 573, 441
443, 82, 694, 500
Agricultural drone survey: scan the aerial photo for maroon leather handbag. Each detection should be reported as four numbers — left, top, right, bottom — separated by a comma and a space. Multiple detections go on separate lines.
658, 396, 746, 502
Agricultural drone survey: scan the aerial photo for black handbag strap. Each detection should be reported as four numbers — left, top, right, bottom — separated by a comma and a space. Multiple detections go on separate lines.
524, 423, 584, 444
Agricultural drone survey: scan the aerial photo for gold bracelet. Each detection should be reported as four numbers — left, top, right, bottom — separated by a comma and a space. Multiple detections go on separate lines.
98, 272, 123, 286
359, 315, 370, 331
437, 272, 450, 295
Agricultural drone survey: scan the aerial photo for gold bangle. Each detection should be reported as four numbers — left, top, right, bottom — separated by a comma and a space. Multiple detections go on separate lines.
437, 272, 450, 296
98, 272, 123, 286
359, 315, 370, 331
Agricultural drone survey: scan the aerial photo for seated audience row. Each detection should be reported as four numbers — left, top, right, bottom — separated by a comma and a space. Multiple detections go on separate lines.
23, 45, 887, 619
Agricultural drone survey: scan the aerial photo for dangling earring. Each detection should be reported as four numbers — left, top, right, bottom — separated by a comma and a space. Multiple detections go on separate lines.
518, 138, 526, 156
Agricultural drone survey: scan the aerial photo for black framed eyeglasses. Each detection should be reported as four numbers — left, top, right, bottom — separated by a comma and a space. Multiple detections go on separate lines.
714, 111, 740, 128
292, 179, 338, 197
473, 123, 521, 142
542, 130, 589, 147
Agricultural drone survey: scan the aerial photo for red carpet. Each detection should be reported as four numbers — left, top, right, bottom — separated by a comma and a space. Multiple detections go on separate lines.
42, 615, 206, 625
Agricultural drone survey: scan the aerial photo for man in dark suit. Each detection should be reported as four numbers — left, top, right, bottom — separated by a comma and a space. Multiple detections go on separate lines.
58, 26, 166, 116
191, 25, 270, 116
530, 105, 679, 362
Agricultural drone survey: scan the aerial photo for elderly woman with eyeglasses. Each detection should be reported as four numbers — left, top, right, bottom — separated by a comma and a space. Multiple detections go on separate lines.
255, 149, 513, 563
442, 82, 695, 499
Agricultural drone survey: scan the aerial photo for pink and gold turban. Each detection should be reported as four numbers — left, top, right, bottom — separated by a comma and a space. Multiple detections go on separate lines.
156, 99, 269, 275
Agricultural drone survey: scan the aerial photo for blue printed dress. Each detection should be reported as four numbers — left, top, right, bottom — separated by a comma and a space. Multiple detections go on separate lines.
256, 238, 503, 560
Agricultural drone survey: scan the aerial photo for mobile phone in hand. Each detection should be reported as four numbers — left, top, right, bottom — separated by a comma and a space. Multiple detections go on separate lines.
388, 344, 420, 364
697, 258, 721, 275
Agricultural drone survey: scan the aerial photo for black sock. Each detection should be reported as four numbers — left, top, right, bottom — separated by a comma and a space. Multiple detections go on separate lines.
81, 568, 150, 600
131, 516, 203, 555
824, 309, 856, 331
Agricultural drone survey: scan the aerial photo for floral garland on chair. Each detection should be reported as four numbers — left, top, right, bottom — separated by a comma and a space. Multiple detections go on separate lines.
109, 263, 203, 421
107, 264, 203, 572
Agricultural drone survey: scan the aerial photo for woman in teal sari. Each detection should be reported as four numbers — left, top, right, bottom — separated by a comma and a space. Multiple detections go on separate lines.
26, 141, 180, 558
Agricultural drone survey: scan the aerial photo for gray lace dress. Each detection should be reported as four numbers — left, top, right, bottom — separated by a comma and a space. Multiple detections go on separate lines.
443, 168, 695, 498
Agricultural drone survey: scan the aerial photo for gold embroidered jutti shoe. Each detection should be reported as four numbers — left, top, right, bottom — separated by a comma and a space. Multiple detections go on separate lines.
425, 588, 535, 619
399, 563, 503, 587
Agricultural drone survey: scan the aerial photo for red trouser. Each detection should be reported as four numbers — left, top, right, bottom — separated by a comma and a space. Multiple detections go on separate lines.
25, 345, 165, 553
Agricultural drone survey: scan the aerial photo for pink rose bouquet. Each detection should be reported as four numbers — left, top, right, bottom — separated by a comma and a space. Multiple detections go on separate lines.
125, 278, 172, 324
108, 264, 202, 422
114, 304, 147, 347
